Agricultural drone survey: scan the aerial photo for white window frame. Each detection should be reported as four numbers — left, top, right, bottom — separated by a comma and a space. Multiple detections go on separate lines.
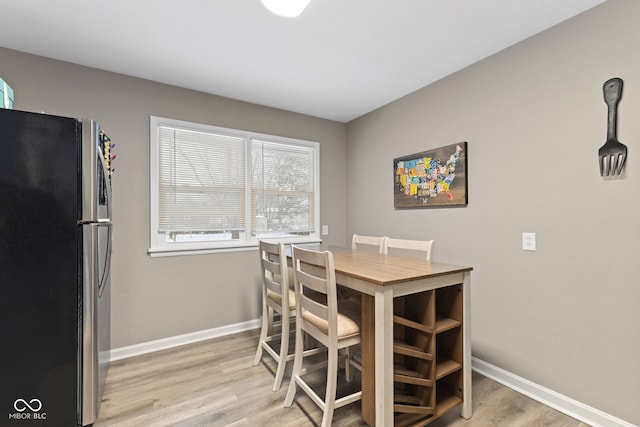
149, 116, 321, 256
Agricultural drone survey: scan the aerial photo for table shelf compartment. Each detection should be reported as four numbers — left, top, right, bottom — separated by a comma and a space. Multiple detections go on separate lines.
435, 357, 462, 379
435, 315, 461, 333
394, 365, 434, 387
394, 404, 434, 415
435, 391, 463, 417
435, 327, 463, 368
394, 340, 434, 361
435, 284, 463, 324
394, 386, 435, 426
395, 291, 435, 329
435, 370, 464, 415
394, 314, 434, 334
393, 392, 434, 414
395, 412, 434, 427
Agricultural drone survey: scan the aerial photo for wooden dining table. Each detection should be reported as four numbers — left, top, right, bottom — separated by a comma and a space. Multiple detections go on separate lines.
294, 245, 473, 426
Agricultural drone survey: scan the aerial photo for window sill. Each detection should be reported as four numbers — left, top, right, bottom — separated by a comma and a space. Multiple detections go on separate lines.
148, 238, 323, 258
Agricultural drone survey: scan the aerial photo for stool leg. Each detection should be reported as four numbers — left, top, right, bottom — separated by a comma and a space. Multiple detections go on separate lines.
252, 304, 270, 366
344, 346, 353, 382
321, 347, 338, 427
272, 311, 290, 391
284, 327, 304, 407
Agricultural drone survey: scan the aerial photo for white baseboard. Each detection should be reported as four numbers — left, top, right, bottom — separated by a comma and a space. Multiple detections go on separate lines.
109, 319, 260, 362
472, 357, 635, 427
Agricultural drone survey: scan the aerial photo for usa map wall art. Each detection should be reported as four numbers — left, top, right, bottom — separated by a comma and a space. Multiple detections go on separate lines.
393, 142, 468, 208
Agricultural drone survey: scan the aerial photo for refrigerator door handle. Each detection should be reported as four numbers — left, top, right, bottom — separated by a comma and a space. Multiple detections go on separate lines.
96, 145, 112, 298
98, 222, 112, 298
97, 145, 112, 221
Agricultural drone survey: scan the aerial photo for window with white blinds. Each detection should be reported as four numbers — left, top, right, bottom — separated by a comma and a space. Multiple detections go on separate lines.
149, 116, 320, 255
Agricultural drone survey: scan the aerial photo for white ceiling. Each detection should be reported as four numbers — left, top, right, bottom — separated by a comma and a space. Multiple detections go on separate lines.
1, 0, 605, 122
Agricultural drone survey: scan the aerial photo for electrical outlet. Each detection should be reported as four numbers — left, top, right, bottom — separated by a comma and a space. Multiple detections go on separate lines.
522, 232, 536, 251
322, 225, 329, 236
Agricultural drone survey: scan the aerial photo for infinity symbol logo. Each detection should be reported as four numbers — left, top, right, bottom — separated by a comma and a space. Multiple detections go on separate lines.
14, 398, 43, 412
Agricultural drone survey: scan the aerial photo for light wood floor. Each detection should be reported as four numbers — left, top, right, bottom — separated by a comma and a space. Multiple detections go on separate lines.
95, 329, 590, 427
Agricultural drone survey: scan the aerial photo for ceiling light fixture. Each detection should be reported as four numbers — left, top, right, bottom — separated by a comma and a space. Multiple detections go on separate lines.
261, 0, 311, 17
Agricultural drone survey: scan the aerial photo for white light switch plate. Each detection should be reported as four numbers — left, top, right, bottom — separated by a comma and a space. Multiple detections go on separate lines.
522, 232, 536, 251
322, 225, 329, 236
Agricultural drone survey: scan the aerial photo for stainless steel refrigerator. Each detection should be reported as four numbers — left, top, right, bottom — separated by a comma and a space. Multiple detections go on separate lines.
0, 108, 113, 426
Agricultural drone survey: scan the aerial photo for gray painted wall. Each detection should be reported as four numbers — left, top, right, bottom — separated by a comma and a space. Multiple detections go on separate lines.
346, 0, 639, 424
1, 0, 638, 424
0, 47, 348, 349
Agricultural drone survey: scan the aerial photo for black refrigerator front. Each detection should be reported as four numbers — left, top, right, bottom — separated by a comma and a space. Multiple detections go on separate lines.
0, 108, 112, 426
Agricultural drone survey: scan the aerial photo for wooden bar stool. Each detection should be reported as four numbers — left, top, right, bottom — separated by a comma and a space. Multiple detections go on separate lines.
284, 245, 362, 427
252, 240, 296, 391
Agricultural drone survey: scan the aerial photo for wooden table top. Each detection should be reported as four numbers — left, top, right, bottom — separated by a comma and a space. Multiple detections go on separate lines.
332, 250, 472, 286
293, 244, 472, 286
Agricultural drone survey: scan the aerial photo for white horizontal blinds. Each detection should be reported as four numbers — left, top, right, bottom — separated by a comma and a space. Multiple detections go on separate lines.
158, 126, 246, 233
251, 139, 315, 234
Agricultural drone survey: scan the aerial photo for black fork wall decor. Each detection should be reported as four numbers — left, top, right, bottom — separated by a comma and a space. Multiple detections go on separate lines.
598, 77, 628, 176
